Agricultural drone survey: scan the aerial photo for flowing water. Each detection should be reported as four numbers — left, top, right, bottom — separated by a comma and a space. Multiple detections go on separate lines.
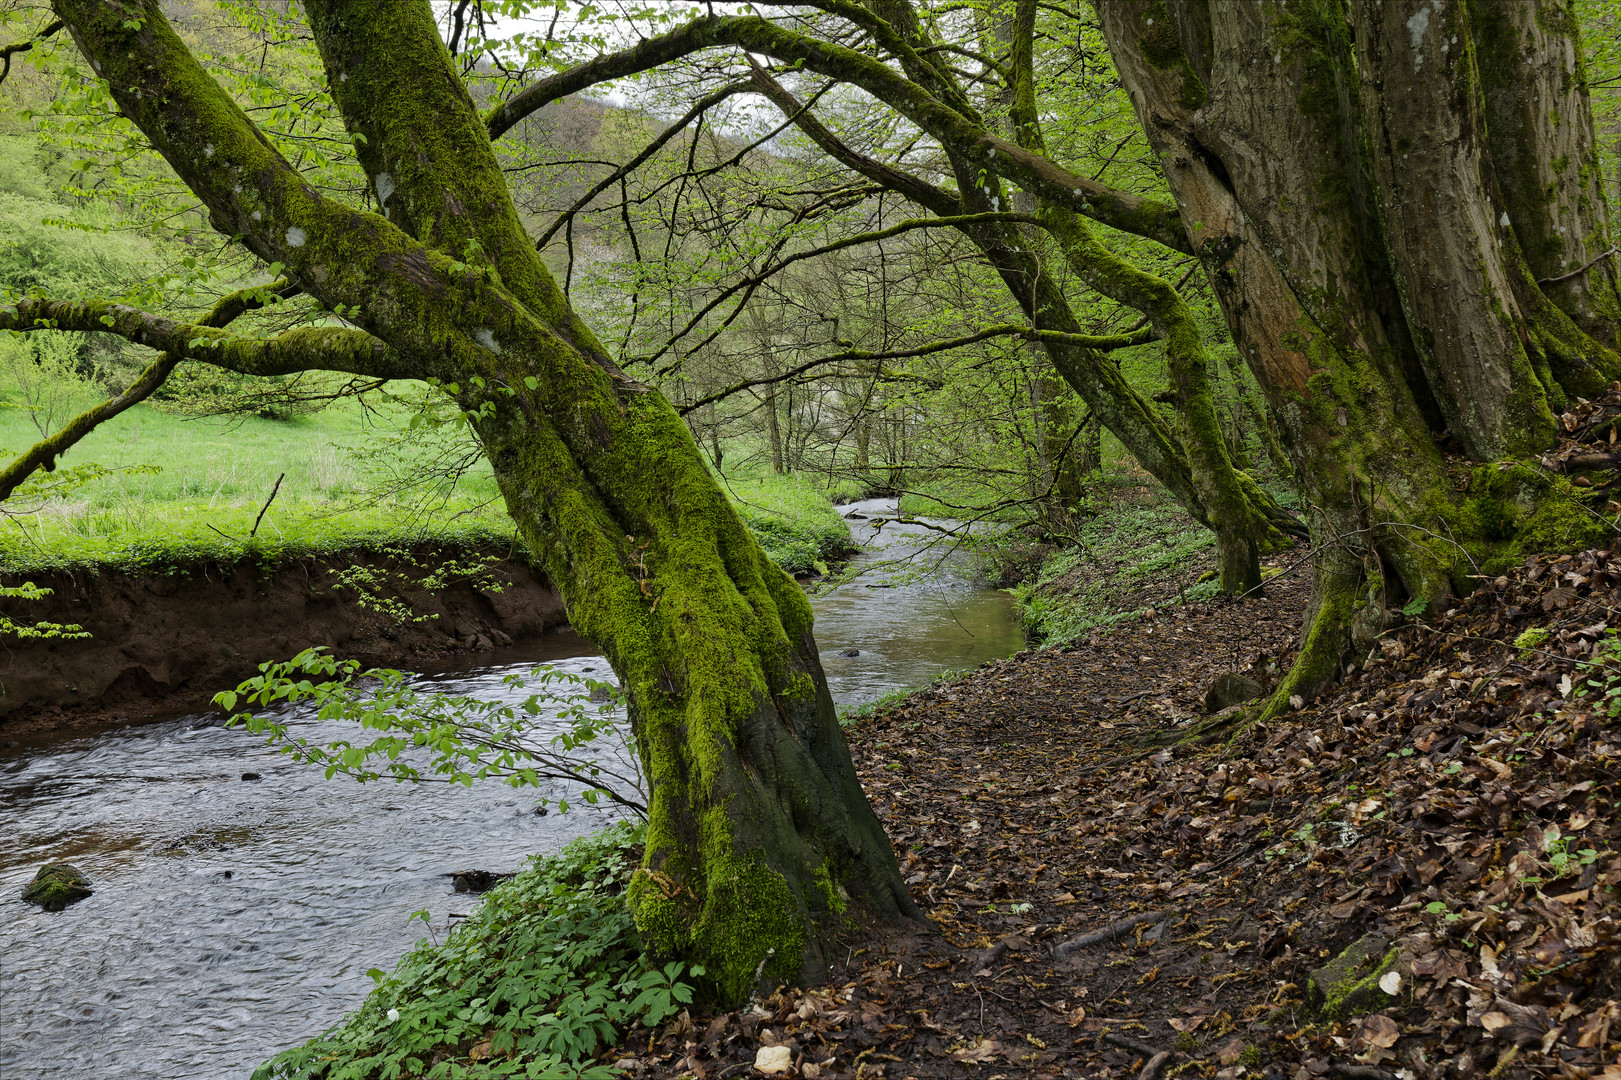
0, 500, 1022, 1078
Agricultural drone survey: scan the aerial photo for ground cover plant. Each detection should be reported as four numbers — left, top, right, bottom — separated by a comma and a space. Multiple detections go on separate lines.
253, 822, 703, 1080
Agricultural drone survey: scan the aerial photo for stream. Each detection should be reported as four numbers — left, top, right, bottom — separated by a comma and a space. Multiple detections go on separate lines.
0, 499, 1023, 1078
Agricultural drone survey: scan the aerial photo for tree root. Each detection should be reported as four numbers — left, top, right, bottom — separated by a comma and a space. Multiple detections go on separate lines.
1052, 910, 1175, 958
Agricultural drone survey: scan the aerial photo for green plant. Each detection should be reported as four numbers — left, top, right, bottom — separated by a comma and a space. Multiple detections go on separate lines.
219, 647, 646, 817
1576, 629, 1621, 719
1514, 626, 1551, 658
254, 822, 700, 1079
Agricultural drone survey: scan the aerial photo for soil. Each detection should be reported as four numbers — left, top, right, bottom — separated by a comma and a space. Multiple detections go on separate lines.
0, 545, 567, 735
609, 551, 1621, 1080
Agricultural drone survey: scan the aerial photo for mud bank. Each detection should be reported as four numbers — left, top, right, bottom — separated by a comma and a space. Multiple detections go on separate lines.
0, 546, 567, 731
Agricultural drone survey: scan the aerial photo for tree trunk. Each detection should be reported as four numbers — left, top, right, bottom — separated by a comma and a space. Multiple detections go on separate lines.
54, 0, 919, 1002
1097, 0, 1621, 706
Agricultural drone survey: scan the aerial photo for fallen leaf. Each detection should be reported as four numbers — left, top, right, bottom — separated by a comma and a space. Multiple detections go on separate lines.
1168, 1016, 1207, 1033
1217, 1037, 1246, 1065
1480, 1012, 1513, 1034
950, 1038, 1002, 1063
1361, 1014, 1400, 1048
1379, 970, 1402, 995
755, 1045, 794, 1075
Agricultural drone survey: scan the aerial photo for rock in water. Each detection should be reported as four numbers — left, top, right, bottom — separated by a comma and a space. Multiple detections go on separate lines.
1203, 672, 1266, 713
21, 863, 93, 911
447, 870, 513, 893
839, 648, 860, 657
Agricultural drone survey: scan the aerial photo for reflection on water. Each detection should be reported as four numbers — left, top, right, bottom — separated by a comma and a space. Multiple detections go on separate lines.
0, 507, 1023, 1078
814, 497, 1026, 704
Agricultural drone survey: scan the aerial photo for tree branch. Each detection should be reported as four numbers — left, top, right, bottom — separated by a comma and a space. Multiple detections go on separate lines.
641, 211, 1042, 371
533, 78, 754, 251
1, 297, 407, 380
748, 60, 961, 217
677, 323, 1157, 413
486, 14, 1193, 253
0, 18, 62, 87
0, 280, 299, 502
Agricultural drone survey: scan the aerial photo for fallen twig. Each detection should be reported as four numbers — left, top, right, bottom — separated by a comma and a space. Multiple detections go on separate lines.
1138, 1050, 1174, 1080
1053, 910, 1175, 958
1102, 1032, 1170, 1057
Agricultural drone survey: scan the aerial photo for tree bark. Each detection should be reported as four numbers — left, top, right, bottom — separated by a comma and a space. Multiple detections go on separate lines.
49, 0, 919, 1000
1096, 0, 1621, 706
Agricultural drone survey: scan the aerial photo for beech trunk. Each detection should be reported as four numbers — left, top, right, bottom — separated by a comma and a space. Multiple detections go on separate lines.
1096, 0, 1621, 705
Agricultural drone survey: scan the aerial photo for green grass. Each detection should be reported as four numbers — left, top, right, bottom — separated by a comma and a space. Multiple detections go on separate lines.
717, 468, 854, 573
1012, 488, 1216, 644
0, 396, 852, 577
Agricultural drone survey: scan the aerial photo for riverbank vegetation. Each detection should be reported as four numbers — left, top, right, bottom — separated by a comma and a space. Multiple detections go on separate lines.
4, 0, 1621, 1075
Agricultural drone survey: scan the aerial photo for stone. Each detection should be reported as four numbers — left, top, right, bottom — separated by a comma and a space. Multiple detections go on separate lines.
21, 863, 93, 911
448, 870, 513, 893
754, 1045, 794, 1075
1307, 934, 1408, 1020
839, 648, 860, 657
1203, 672, 1265, 713
241, 771, 262, 781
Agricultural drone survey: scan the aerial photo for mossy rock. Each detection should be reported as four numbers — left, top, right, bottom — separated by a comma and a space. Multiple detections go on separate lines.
1306, 934, 1407, 1020
20, 863, 93, 911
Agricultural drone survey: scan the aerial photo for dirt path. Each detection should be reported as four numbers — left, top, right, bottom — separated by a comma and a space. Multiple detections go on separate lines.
612, 553, 1621, 1079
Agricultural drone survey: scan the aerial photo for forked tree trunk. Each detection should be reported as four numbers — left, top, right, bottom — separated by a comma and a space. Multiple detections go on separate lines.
1097, 0, 1621, 706
55, 0, 918, 1001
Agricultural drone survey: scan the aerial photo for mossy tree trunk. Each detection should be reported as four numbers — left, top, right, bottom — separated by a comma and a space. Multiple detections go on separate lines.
1095, 0, 1621, 707
42, 0, 919, 1000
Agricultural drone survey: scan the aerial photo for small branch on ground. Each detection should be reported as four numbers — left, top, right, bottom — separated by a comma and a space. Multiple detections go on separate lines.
1052, 910, 1175, 958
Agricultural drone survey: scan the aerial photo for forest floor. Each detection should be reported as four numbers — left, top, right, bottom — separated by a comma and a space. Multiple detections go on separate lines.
611, 550, 1621, 1080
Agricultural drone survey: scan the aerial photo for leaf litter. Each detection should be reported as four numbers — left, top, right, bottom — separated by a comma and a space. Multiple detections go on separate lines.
606, 549, 1621, 1079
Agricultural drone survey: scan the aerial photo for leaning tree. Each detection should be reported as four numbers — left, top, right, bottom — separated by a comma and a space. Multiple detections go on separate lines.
0, 0, 919, 1000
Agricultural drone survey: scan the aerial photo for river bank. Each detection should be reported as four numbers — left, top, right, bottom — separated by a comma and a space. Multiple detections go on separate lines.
0, 544, 568, 732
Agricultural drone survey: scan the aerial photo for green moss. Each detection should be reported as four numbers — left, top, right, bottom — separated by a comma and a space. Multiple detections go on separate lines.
19, 863, 92, 911
1137, 2, 1208, 109
1314, 943, 1402, 1021
1455, 463, 1610, 575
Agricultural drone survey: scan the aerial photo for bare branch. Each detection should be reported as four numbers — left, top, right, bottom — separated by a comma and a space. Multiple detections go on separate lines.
677, 323, 1158, 413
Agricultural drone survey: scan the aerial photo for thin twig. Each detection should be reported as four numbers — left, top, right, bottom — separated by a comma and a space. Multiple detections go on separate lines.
250, 472, 285, 538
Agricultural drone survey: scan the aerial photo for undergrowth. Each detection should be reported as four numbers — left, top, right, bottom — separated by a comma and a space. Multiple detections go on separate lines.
254, 822, 698, 1080
1013, 496, 1215, 644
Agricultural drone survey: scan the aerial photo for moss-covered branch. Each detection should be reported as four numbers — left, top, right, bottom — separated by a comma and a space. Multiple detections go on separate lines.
0, 296, 407, 380
0, 280, 298, 502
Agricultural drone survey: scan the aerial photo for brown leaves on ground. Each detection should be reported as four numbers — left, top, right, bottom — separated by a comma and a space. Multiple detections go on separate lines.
605, 551, 1621, 1079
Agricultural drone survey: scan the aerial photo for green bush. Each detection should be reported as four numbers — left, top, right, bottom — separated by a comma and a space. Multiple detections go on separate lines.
255, 822, 698, 1080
